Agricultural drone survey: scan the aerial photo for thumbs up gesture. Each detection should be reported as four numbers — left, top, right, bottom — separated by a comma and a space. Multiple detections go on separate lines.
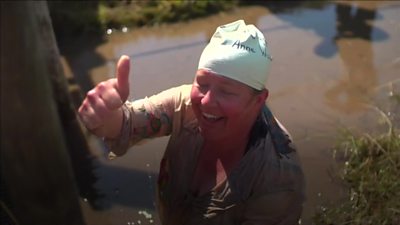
78, 55, 130, 138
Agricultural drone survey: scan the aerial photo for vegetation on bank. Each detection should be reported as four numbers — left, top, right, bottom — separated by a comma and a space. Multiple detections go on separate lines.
97, 1, 236, 28
313, 96, 400, 225
48, 0, 236, 41
47, 0, 330, 42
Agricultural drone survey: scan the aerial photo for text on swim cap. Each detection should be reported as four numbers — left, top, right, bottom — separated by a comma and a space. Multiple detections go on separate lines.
231, 40, 270, 60
232, 40, 256, 53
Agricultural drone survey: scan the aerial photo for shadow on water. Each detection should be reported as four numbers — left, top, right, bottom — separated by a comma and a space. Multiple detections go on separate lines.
58, 35, 106, 93
66, 142, 104, 210
316, 2, 388, 58
324, 2, 388, 113
47, 2, 110, 213
68, 143, 159, 211
87, 162, 158, 211
48, 2, 161, 213
49, 1, 107, 93
247, 1, 389, 57
263, 1, 389, 114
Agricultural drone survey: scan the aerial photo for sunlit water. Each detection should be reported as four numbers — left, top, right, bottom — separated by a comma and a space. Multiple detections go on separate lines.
62, 1, 400, 224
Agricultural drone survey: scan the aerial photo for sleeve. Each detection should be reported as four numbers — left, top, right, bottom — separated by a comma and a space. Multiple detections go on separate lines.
104, 85, 191, 156
241, 191, 303, 225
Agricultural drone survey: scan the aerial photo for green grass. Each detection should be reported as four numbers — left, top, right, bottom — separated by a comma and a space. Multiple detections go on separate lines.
48, 0, 237, 40
48, 0, 332, 40
313, 128, 400, 225
97, 0, 237, 28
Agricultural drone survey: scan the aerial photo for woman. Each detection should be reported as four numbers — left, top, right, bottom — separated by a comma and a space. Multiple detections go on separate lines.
79, 20, 305, 225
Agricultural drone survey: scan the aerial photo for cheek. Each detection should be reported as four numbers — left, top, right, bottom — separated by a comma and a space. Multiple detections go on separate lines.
221, 98, 257, 122
190, 88, 203, 117
190, 88, 202, 105
219, 101, 246, 118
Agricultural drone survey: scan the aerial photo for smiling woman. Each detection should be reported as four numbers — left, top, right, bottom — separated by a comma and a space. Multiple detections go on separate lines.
78, 20, 305, 225
190, 69, 267, 143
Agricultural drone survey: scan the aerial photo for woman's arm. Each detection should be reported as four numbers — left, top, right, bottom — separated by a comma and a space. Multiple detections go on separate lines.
78, 55, 130, 139
78, 55, 191, 156
104, 85, 192, 156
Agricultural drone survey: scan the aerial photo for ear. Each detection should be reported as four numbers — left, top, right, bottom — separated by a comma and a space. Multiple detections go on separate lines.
256, 89, 269, 106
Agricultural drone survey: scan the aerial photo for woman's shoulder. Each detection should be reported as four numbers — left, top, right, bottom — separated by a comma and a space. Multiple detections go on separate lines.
159, 84, 192, 106
176, 84, 193, 103
160, 84, 197, 132
142, 84, 192, 110
165, 84, 193, 111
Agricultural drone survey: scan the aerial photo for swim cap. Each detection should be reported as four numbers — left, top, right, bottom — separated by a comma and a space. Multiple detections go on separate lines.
198, 20, 272, 90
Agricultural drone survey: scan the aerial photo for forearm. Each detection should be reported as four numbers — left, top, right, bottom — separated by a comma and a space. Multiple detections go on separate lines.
104, 97, 174, 156
103, 85, 191, 157
104, 103, 132, 156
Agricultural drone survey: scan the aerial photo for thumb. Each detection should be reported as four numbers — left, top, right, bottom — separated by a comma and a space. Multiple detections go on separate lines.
116, 55, 130, 102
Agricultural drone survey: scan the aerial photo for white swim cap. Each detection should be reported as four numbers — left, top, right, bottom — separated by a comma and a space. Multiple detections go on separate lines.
198, 20, 272, 90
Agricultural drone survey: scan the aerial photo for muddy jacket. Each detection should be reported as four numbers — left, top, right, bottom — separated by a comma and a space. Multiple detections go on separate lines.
106, 84, 305, 225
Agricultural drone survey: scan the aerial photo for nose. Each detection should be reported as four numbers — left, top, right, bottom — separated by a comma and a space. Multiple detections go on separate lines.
201, 89, 218, 107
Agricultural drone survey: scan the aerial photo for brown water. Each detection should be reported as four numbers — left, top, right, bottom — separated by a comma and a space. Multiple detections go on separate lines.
62, 1, 400, 225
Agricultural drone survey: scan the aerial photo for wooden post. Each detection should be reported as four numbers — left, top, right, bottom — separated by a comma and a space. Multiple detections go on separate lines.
1, 1, 86, 225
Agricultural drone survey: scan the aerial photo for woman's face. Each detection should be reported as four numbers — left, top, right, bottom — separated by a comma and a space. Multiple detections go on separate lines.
190, 69, 268, 142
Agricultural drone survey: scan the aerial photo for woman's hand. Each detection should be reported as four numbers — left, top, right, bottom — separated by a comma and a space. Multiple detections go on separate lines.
78, 55, 130, 138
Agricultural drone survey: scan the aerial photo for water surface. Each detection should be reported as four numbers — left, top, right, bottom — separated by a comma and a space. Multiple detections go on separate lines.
63, 1, 400, 224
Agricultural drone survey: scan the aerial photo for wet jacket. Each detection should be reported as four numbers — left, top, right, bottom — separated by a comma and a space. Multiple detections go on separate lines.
106, 84, 305, 225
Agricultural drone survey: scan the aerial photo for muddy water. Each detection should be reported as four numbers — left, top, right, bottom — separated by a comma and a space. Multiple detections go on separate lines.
64, 1, 400, 225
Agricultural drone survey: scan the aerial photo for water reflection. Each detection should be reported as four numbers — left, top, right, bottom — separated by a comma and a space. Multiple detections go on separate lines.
335, 2, 383, 41
325, 2, 388, 113
268, 1, 390, 113
314, 2, 388, 58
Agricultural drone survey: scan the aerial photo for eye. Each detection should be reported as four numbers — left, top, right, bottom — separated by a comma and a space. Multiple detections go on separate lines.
199, 83, 208, 89
196, 81, 209, 91
220, 88, 237, 96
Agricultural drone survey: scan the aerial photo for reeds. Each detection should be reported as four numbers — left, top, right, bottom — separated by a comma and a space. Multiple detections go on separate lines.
313, 100, 400, 225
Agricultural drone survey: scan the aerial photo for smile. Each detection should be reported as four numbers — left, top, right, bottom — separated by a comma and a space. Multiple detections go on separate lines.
202, 112, 223, 121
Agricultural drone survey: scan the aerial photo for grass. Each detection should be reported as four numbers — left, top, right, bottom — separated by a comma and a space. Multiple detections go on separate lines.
48, 0, 332, 41
313, 113, 400, 224
48, 0, 237, 41
97, 0, 237, 29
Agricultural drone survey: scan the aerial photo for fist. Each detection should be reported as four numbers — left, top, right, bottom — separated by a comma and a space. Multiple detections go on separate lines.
78, 55, 130, 138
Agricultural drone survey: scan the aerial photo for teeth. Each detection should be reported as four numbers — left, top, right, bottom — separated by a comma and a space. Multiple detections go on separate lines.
203, 112, 219, 119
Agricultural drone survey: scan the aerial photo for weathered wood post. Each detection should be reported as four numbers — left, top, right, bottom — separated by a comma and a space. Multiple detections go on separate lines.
1, 1, 87, 224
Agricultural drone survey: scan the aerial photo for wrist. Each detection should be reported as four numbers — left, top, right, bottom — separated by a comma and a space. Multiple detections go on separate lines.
103, 104, 131, 156
106, 106, 125, 139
